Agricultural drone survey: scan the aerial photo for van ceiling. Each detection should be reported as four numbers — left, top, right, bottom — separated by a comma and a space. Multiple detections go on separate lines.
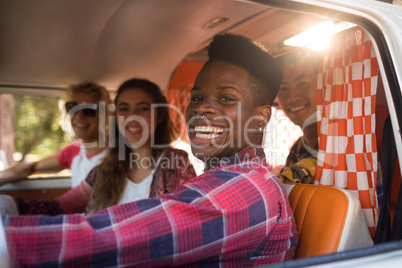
0, 0, 324, 92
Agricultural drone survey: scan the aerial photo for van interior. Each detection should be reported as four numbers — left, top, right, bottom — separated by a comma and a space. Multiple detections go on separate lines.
0, 0, 402, 266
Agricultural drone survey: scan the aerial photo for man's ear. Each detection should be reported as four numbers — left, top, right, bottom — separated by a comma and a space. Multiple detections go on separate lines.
257, 105, 271, 128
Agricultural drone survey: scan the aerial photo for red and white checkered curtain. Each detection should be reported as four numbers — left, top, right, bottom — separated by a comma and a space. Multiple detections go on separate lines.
315, 27, 378, 236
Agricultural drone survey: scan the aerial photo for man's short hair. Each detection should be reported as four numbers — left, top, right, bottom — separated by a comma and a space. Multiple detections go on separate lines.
66, 81, 111, 105
207, 33, 282, 106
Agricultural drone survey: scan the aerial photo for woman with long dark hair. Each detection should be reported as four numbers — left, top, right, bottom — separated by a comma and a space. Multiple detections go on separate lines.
88, 78, 196, 213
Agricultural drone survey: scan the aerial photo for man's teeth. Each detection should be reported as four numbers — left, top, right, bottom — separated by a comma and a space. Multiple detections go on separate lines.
194, 126, 223, 133
194, 126, 223, 139
289, 105, 305, 112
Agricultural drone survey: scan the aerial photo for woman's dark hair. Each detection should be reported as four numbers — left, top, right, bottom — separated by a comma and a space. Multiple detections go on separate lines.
91, 78, 177, 212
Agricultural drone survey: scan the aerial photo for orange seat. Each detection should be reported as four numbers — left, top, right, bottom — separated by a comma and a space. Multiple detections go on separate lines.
284, 183, 373, 259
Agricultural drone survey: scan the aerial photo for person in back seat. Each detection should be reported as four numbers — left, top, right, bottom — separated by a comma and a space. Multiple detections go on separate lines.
276, 50, 321, 184
14, 78, 196, 216
3, 33, 297, 267
0, 82, 111, 187
276, 49, 384, 208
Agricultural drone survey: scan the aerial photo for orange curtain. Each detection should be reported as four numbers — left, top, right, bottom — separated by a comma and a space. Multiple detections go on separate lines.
315, 27, 379, 236
166, 84, 193, 142
166, 60, 205, 143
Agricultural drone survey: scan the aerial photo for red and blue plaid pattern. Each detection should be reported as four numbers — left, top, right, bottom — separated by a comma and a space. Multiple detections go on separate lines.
5, 148, 297, 267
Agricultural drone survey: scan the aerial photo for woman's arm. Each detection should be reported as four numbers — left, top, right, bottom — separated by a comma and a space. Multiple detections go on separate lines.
17, 180, 92, 215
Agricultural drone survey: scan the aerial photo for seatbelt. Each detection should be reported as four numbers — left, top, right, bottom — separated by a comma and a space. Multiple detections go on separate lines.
374, 115, 402, 243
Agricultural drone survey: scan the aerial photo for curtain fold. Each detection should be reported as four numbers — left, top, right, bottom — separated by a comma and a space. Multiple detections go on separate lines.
315, 27, 378, 236
166, 60, 204, 143
166, 84, 192, 143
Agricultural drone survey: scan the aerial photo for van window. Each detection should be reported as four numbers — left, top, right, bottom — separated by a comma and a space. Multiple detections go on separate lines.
0, 92, 68, 174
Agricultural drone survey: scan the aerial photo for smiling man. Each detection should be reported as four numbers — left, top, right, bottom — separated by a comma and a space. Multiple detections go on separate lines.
3, 33, 297, 267
276, 50, 321, 183
276, 50, 321, 159
0, 82, 111, 188
186, 34, 279, 169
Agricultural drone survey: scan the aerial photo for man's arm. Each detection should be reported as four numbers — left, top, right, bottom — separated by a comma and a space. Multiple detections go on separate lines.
0, 155, 63, 186
0, 218, 10, 268
4, 168, 297, 267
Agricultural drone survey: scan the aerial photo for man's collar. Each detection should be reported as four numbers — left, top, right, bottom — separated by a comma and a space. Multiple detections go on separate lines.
209, 147, 266, 169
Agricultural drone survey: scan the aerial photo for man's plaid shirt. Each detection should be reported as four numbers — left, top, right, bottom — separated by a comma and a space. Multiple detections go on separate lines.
5, 148, 297, 267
